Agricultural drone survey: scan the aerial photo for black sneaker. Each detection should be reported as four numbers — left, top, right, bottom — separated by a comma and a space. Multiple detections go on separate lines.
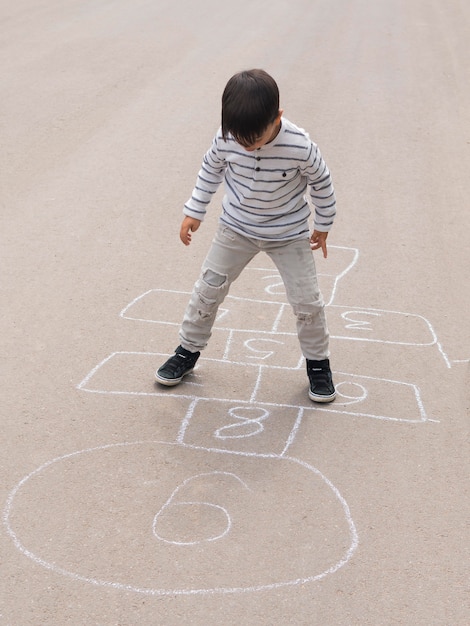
307, 358, 336, 403
155, 346, 200, 386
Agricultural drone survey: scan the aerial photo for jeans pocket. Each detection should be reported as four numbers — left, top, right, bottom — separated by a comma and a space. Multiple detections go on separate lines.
221, 226, 236, 241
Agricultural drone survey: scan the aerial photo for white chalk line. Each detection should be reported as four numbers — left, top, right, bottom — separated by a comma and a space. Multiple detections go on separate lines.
176, 397, 198, 444
3, 441, 358, 596
222, 329, 234, 360
249, 366, 264, 403
334, 381, 368, 406
279, 408, 305, 457
324, 246, 360, 306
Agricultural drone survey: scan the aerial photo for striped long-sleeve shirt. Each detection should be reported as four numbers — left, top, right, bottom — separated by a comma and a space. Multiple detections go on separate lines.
184, 117, 336, 241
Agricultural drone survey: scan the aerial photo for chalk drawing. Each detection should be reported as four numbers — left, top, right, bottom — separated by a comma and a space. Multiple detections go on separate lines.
5, 243, 458, 597
3, 441, 358, 596
213, 407, 270, 439
152, 471, 250, 545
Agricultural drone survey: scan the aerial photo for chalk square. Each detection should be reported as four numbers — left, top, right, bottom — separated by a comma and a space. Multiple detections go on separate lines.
229, 245, 359, 306
78, 352, 164, 395
79, 352, 263, 403
313, 245, 359, 289
213, 296, 287, 332
121, 289, 188, 325
228, 266, 288, 302
121, 288, 286, 332
180, 398, 303, 456
252, 367, 428, 422
221, 329, 302, 368
179, 358, 261, 402
271, 303, 435, 346
327, 306, 435, 345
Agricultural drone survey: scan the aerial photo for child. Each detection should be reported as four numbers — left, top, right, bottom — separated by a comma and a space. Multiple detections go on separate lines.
155, 69, 337, 402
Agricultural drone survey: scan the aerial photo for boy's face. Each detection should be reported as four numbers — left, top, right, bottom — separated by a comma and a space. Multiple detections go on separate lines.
238, 110, 283, 152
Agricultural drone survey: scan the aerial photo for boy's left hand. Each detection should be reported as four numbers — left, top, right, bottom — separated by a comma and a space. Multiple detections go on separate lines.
310, 230, 329, 258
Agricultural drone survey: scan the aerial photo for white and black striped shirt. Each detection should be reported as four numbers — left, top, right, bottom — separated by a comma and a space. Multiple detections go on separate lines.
184, 118, 336, 241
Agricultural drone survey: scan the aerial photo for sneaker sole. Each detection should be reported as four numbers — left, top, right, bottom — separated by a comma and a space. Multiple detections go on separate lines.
308, 390, 337, 403
154, 367, 195, 387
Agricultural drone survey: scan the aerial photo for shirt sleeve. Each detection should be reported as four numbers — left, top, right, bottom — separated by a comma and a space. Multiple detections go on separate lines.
183, 131, 227, 221
301, 141, 337, 232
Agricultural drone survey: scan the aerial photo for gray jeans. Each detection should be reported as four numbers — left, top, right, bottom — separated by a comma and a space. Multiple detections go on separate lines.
179, 225, 330, 360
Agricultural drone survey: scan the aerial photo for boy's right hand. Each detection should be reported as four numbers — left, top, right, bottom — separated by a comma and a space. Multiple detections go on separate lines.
180, 216, 201, 246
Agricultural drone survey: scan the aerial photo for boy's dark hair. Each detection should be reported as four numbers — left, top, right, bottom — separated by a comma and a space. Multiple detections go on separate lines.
221, 69, 280, 146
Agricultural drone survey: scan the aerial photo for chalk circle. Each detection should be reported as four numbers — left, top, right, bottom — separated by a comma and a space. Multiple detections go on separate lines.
3, 441, 358, 596
335, 381, 368, 406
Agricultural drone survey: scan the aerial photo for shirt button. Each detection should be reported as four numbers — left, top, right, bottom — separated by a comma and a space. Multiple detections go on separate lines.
256, 156, 261, 161
255, 167, 261, 171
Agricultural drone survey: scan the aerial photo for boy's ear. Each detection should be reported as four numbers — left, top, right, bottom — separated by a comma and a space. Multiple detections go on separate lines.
277, 109, 284, 121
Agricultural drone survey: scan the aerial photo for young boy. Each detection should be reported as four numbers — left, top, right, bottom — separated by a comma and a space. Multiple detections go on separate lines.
155, 69, 337, 402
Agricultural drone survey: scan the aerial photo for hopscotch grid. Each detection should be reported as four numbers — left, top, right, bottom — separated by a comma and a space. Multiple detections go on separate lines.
7, 243, 450, 599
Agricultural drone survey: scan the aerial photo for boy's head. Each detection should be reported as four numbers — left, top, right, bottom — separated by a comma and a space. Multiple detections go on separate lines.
222, 69, 282, 150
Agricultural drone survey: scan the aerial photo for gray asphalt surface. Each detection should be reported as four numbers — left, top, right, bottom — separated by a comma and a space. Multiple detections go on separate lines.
1, 1, 469, 624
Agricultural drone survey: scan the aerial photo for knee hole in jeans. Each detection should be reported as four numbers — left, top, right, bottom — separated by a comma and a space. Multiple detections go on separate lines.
195, 269, 228, 319
202, 268, 227, 288
297, 311, 314, 324
293, 301, 324, 324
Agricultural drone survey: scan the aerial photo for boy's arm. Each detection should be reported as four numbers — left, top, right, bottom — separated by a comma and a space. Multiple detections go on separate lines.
182, 131, 227, 225
302, 141, 337, 235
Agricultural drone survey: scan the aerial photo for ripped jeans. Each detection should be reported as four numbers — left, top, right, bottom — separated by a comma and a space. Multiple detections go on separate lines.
179, 224, 330, 360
